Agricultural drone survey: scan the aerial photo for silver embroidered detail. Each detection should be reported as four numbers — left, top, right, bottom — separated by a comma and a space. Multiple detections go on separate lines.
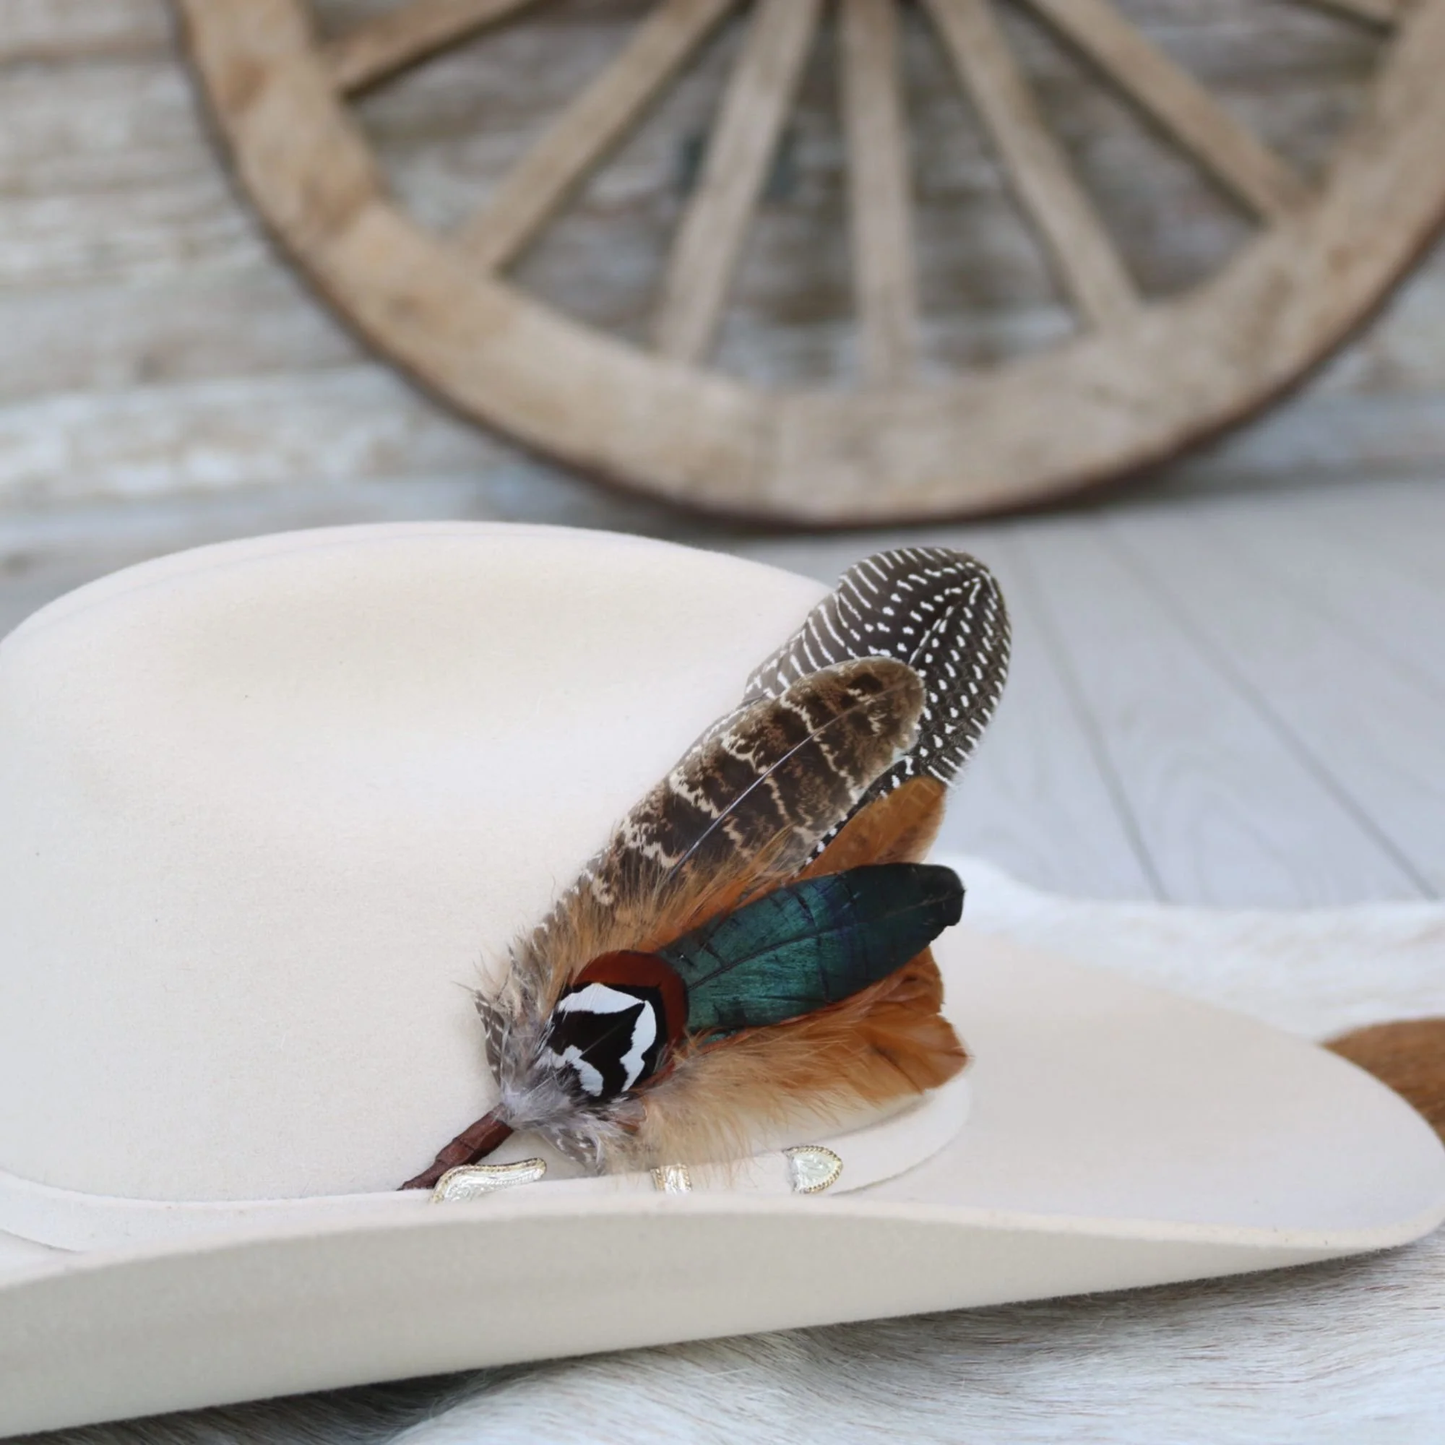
785, 1146, 843, 1195
651, 1163, 693, 1194
431, 1158, 547, 1202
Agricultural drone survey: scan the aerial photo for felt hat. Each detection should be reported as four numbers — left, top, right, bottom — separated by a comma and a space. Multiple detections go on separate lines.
1, 523, 1441, 1437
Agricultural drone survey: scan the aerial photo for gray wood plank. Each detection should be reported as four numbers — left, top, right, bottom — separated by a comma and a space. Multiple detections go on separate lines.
1151, 392, 1445, 500
944, 531, 1163, 899
0, 369, 534, 509
0, 0, 170, 63
1289, 480, 1445, 589
1105, 505, 1441, 897
1198, 486, 1445, 699
0, 273, 356, 403
1011, 514, 1423, 906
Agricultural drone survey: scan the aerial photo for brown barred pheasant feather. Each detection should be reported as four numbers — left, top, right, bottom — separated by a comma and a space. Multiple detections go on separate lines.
402, 548, 1011, 1189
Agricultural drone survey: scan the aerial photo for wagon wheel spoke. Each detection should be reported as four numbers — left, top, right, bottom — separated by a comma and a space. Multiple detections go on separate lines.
651, 0, 822, 364
841, 0, 919, 387
453, 0, 738, 274
323, 0, 542, 95
922, 0, 1139, 330
1020, 0, 1310, 220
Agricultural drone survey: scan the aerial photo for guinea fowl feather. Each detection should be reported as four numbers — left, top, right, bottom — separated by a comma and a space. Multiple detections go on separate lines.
742, 547, 1011, 832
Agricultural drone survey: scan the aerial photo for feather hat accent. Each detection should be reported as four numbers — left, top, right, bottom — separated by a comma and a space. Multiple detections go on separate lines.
403, 548, 1012, 1189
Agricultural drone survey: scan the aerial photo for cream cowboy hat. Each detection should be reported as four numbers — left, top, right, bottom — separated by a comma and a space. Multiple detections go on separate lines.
1, 523, 1441, 1437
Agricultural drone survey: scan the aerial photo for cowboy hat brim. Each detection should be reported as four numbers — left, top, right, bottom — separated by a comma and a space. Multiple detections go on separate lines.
4, 916, 1442, 1437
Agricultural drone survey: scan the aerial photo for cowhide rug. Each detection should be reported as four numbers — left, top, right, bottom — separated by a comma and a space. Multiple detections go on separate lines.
36, 859, 1445, 1445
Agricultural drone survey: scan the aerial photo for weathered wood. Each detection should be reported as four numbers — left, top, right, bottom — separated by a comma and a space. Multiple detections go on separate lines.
0, 0, 170, 63
1154, 389, 1445, 498
1014, 518, 1425, 905
0, 273, 354, 402
1021, 0, 1311, 221
1296, 0, 1402, 24
1280, 480, 1445, 591
934, 539, 1162, 898
1107, 506, 1443, 895
323, 0, 542, 96
0, 367, 486, 506
0, 39, 1398, 294
1197, 492, 1445, 701
651, 0, 821, 364
454, 0, 736, 274
839, 0, 918, 388
923, 0, 1140, 330
168, 0, 1445, 523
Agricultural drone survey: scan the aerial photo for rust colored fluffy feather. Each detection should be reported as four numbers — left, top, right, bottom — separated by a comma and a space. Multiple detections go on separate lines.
801, 776, 947, 878
625, 949, 967, 1172
622, 784, 965, 1172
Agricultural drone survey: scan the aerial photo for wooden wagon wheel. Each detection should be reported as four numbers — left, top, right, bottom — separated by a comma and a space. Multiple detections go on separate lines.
177, 0, 1445, 525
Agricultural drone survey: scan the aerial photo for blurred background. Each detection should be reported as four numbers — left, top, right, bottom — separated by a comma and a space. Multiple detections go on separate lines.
2, 0, 1442, 908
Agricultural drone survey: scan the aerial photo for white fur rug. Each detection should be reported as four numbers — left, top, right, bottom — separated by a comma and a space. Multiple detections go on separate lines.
42, 860, 1445, 1445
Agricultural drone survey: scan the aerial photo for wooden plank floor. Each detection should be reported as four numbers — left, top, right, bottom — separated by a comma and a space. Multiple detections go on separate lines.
4, 475, 1441, 908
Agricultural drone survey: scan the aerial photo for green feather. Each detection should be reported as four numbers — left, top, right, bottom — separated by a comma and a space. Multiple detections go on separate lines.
657, 864, 964, 1038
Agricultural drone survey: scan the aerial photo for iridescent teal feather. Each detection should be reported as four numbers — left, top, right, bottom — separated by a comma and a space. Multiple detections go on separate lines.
657, 864, 964, 1037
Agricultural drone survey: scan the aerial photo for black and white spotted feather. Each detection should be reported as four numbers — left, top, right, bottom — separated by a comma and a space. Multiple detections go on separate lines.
741, 547, 1010, 828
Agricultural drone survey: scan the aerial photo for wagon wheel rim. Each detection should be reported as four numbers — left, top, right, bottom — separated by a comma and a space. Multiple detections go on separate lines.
176, 0, 1445, 525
